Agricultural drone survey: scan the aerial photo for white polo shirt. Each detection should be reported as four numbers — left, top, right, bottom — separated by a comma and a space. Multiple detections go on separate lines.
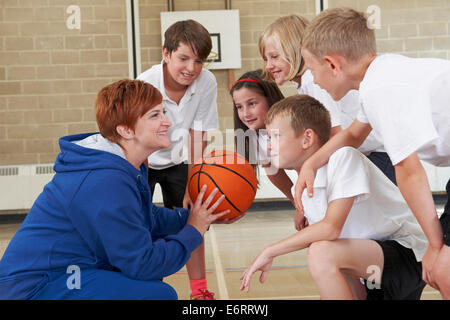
137, 62, 219, 169
298, 70, 385, 154
291, 147, 428, 261
357, 54, 450, 166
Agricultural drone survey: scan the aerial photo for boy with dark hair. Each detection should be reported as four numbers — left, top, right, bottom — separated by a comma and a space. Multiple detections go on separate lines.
137, 19, 219, 300
294, 7, 450, 298
240, 95, 428, 300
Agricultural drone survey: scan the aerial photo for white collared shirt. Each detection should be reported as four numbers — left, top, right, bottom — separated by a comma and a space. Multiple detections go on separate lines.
137, 61, 219, 169
292, 147, 428, 261
357, 54, 450, 166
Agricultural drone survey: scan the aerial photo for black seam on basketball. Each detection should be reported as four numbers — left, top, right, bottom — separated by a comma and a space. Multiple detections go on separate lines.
188, 171, 202, 185
195, 163, 256, 193
198, 171, 243, 214
188, 167, 203, 195
190, 163, 256, 193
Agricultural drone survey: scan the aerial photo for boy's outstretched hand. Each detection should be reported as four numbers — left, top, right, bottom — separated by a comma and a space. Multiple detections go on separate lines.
294, 161, 317, 214
240, 250, 273, 293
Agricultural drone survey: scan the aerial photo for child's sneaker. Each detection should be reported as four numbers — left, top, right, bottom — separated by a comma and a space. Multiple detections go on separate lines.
190, 289, 216, 300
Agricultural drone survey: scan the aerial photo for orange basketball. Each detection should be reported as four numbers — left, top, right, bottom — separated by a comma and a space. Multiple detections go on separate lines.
188, 150, 257, 220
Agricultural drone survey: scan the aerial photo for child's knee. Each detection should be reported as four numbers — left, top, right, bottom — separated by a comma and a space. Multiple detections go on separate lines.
307, 241, 337, 274
432, 254, 450, 290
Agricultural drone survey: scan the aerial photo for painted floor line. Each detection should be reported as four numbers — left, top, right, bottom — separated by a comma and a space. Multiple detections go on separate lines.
174, 264, 308, 274
208, 225, 229, 300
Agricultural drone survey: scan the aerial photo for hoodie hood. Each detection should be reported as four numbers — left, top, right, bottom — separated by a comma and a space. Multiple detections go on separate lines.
54, 133, 143, 175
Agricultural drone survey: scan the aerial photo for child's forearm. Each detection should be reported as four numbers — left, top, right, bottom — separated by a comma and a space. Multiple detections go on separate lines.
395, 155, 444, 248
265, 197, 353, 258
264, 220, 341, 258
330, 125, 342, 137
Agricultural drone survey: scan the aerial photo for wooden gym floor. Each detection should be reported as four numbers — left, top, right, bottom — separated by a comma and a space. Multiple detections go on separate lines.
0, 204, 444, 300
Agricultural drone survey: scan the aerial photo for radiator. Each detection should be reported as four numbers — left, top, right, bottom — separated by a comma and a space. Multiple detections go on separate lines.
0, 164, 55, 211
0, 163, 168, 212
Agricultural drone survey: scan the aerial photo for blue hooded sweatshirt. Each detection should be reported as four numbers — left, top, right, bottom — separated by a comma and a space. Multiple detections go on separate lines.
0, 133, 203, 299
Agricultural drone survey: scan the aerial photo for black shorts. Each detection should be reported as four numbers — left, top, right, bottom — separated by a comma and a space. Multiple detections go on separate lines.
441, 212, 450, 247
441, 178, 450, 247
366, 152, 397, 186
365, 240, 426, 300
148, 163, 188, 209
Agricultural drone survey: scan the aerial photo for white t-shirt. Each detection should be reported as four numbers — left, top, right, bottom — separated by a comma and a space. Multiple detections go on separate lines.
298, 70, 384, 154
137, 62, 219, 169
291, 147, 428, 261
357, 54, 450, 166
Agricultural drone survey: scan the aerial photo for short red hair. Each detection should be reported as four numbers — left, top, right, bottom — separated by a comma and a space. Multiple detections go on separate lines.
95, 79, 162, 143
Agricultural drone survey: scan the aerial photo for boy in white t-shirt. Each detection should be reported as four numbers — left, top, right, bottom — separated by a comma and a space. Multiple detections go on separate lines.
137, 20, 220, 300
296, 7, 450, 298
240, 95, 428, 300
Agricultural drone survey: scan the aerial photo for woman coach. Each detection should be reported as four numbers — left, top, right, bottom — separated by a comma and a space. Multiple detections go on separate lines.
0, 79, 228, 300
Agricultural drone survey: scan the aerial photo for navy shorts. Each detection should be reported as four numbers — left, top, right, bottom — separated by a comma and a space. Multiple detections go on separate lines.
365, 240, 425, 300
366, 152, 397, 185
148, 163, 188, 209
440, 178, 450, 247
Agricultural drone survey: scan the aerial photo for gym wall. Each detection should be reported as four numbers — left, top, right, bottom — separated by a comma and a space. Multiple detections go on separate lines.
1, 0, 449, 167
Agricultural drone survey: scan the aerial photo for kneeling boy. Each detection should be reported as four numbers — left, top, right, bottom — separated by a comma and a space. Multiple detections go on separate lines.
240, 95, 428, 300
